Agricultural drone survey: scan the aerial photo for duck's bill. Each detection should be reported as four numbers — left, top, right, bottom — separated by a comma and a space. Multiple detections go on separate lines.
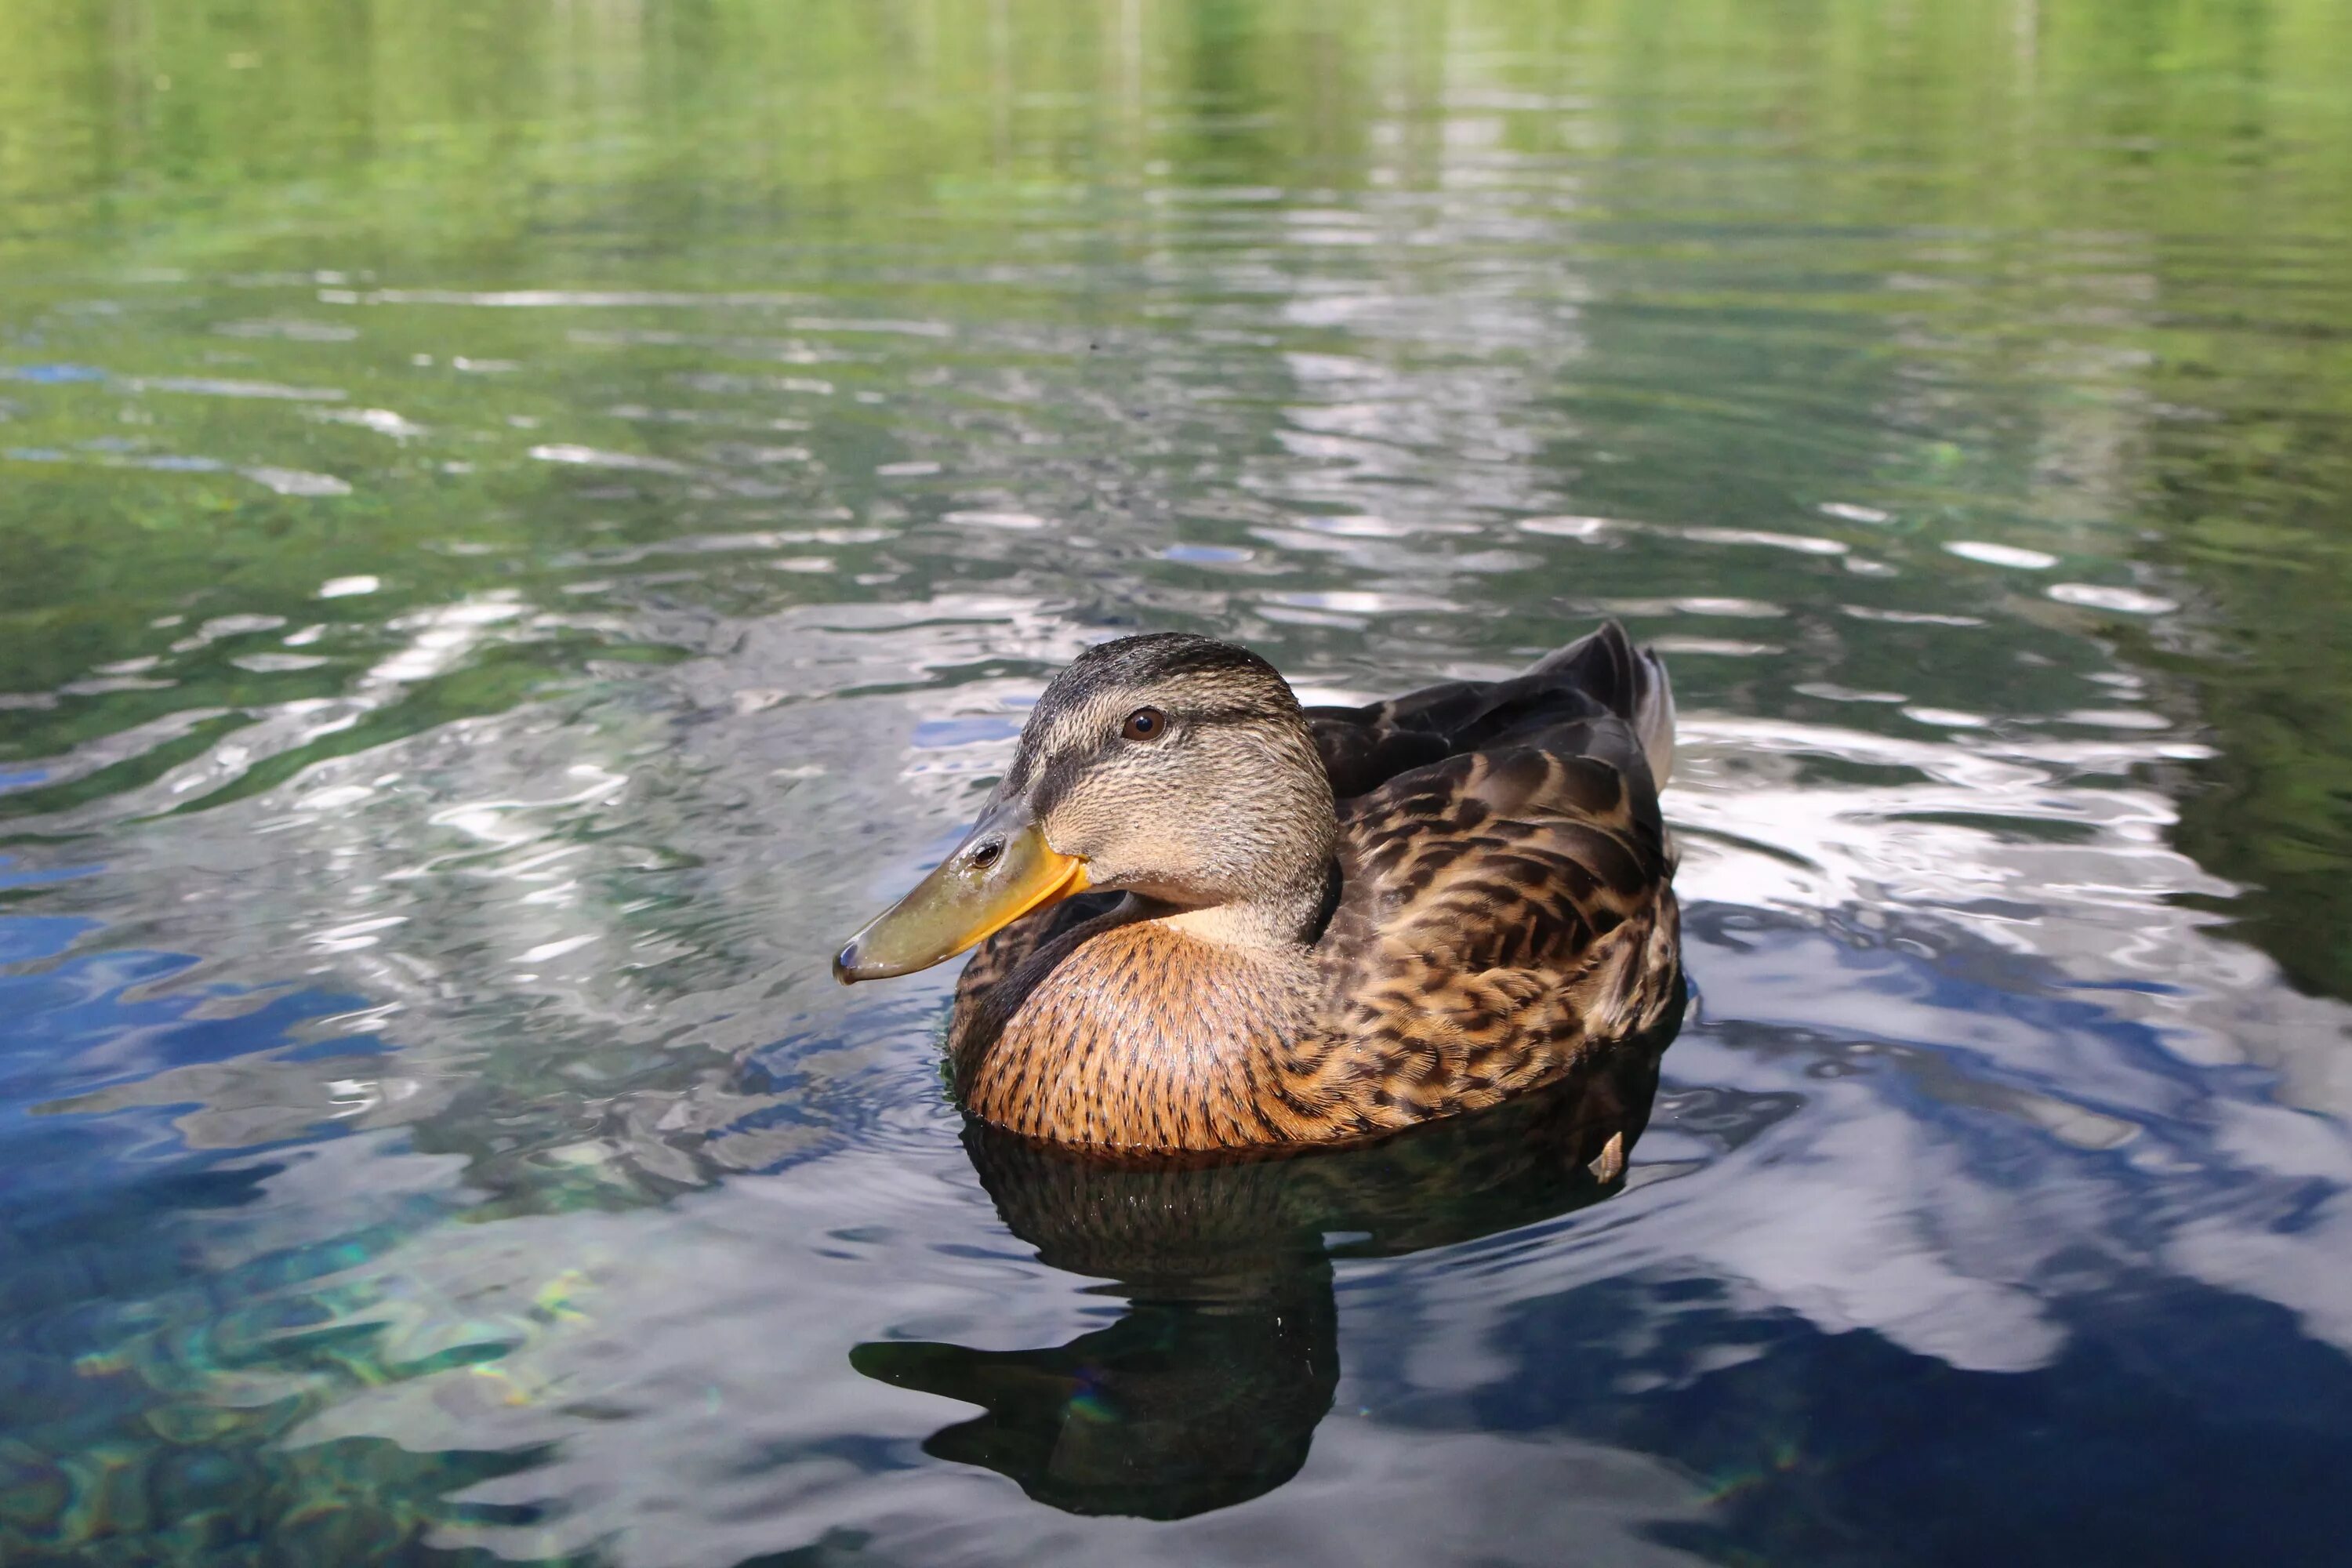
832, 810, 1089, 984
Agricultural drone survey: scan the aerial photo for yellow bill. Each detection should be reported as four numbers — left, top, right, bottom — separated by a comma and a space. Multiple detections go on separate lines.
833, 803, 1089, 983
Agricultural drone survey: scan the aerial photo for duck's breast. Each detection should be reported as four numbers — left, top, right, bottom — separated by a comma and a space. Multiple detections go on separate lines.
952, 923, 1325, 1152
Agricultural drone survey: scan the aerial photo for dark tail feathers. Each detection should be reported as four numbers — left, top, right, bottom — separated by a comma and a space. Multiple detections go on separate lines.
1528, 620, 1675, 786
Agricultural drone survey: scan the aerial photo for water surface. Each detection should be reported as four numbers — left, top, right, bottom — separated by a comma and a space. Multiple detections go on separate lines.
5, 2, 2352, 1564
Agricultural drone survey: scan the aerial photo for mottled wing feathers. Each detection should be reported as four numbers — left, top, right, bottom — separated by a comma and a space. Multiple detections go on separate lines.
1326, 728, 1669, 971
1306, 716, 1453, 802
1298, 705, 1680, 1130
1306, 620, 1671, 801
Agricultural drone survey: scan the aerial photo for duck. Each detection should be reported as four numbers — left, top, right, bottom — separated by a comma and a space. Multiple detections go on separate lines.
833, 619, 1682, 1156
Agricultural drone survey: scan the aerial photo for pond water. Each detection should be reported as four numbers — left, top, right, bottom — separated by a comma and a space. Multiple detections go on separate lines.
5, 2, 2352, 1563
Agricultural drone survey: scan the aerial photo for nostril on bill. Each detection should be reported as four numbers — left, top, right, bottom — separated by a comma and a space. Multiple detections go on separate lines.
969, 840, 1003, 869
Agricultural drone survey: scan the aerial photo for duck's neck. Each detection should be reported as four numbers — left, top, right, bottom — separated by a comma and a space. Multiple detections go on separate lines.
1149, 859, 1335, 953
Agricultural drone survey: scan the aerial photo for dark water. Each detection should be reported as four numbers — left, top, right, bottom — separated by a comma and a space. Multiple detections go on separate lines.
5, 2, 2352, 1563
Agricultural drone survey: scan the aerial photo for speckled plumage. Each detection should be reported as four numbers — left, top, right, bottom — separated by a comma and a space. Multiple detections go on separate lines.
947, 622, 1682, 1154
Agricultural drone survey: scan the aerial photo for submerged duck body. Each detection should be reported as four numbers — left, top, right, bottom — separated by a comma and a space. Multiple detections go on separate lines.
837, 622, 1682, 1155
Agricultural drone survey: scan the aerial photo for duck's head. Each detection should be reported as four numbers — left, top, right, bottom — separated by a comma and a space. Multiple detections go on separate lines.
833, 633, 1336, 982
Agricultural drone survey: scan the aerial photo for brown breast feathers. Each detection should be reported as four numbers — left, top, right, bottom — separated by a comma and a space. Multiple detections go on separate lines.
951, 918, 1330, 1150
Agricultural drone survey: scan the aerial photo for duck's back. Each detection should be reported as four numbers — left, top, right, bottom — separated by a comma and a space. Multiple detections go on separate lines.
1305, 618, 1675, 801
1285, 620, 1682, 1131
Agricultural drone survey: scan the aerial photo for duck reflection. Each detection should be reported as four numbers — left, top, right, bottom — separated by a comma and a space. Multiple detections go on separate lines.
851, 987, 1682, 1519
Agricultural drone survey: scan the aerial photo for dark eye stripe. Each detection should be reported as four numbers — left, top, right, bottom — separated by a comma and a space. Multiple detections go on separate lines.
1025, 704, 1261, 816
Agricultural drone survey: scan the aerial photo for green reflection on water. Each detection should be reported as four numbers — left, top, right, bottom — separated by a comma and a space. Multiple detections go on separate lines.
5, 0, 2347, 989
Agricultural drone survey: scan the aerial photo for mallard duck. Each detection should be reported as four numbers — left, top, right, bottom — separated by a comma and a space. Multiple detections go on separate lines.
834, 620, 1681, 1155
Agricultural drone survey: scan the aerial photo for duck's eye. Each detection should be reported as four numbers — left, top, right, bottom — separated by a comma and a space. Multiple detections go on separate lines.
1120, 706, 1167, 742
